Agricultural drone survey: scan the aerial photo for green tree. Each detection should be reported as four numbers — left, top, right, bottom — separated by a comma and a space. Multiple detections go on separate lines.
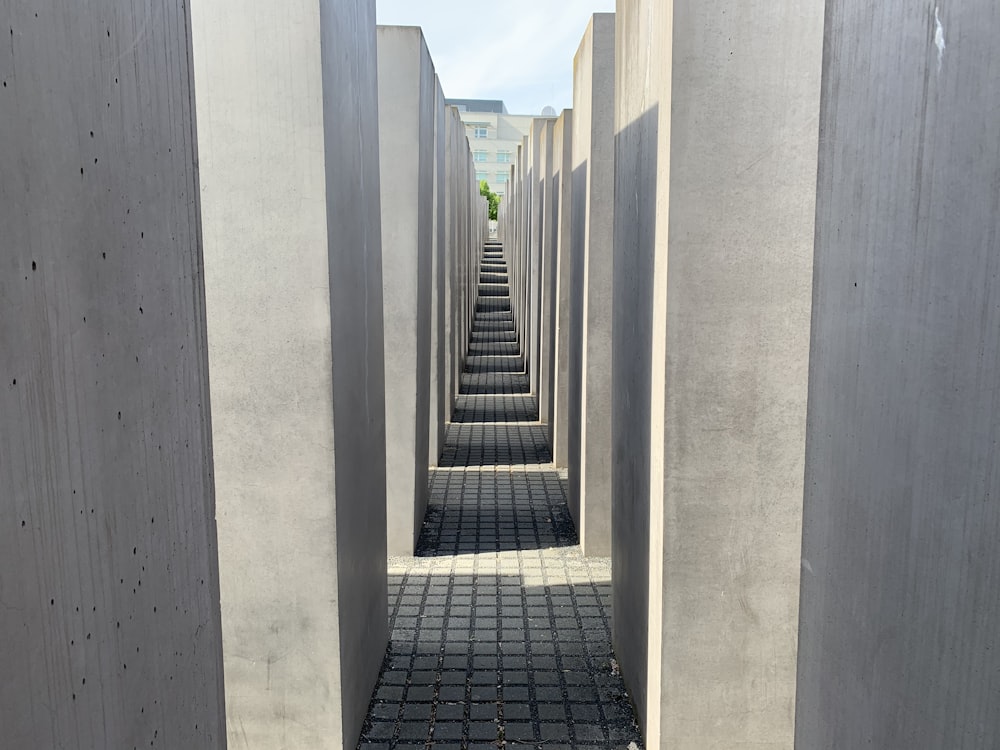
479, 180, 501, 222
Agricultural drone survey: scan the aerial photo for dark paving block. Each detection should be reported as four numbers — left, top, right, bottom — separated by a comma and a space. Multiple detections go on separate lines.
430, 722, 464, 740
397, 721, 429, 741
502, 722, 536, 741
435, 703, 465, 721
469, 721, 500, 741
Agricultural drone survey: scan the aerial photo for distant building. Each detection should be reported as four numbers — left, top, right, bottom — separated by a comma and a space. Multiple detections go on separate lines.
445, 98, 537, 198
448, 98, 507, 115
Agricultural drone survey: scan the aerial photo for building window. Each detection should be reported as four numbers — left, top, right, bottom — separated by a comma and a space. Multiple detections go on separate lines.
495, 172, 508, 183
473, 127, 488, 139
473, 150, 488, 163
476, 171, 489, 183
497, 151, 512, 164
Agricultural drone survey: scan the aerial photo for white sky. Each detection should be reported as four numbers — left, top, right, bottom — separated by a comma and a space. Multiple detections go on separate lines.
375, 0, 616, 116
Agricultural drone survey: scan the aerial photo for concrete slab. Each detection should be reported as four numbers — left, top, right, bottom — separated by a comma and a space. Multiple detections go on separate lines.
796, 3, 1000, 747
611, 0, 821, 745
572, 14, 615, 556
0, 2, 225, 746
377, 25, 434, 556
537, 119, 558, 442
430, 78, 447, 464
551, 110, 575, 468
528, 118, 551, 402
446, 106, 462, 416
192, 0, 388, 745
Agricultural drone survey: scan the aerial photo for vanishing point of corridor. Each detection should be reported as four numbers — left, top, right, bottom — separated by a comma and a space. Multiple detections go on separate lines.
357, 245, 643, 749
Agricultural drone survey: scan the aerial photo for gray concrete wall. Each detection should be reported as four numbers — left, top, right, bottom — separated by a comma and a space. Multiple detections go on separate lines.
612, 0, 821, 746
192, 0, 388, 746
519, 138, 530, 358
572, 14, 615, 556
551, 110, 575, 468
538, 119, 558, 440
528, 119, 552, 403
430, 78, 447, 463
796, 3, 1000, 748
377, 25, 434, 556
0, 3, 227, 747
567, 124, 586, 529
446, 106, 461, 414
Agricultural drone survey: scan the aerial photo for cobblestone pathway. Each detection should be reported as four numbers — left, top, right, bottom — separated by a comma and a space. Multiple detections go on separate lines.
358, 245, 643, 750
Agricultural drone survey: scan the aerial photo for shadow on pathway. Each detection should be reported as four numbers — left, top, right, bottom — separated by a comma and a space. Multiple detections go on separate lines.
357, 244, 644, 750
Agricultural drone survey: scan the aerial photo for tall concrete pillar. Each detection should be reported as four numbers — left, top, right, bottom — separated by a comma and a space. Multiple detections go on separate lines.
537, 118, 558, 439
192, 1, 388, 746
429, 79, 447, 463
1, 2, 225, 746
611, 0, 822, 746
551, 110, 575, 467
796, 4, 1000, 748
446, 106, 463, 412
571, 14, 615, 555
377, 25, 434, 556
518, 136, 531, 366
528, 119, 551, 401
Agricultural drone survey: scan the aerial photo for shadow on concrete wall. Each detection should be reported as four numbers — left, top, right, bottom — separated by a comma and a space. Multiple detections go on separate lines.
567, 160, 588, 528
610, 105, 659, 729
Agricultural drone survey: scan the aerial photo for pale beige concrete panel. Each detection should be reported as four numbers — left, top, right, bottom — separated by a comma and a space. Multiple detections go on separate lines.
537, 119, 558, 440
572, 14, 615, 556
612, 0, 821, 746
377, 26, 434, 556
551, 110, 575, 468
430, 78, 447, 463
193, 0, 388, 745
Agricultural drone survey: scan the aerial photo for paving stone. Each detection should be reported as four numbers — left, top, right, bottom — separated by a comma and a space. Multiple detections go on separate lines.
435, 703, 465, 721
469, 721, 500, 741
540, 723, 572, 742
503, 703, 532, 721
538, 702, 567, 722
401, 703, 432, 721
430, 722, 464, 740
470, 703, 499, 720
397, 721, 429, 740
502, 722, 536, 741
365, 722, 395, 740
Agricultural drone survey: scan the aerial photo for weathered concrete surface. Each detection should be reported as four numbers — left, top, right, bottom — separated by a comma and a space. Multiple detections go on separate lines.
445, 106, 462, 415
551, 110, 575, 468
572, 14, 615, 556
377, 25, 434, 556
193, 0, 387, 746
0, 3, 226, 747
517, 136, 531, 370
528, 118, 555, 408
537, 119, 558, 441
430, 78, 447, 463
611, 0, 821, 746
796, 4, 1000, 748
